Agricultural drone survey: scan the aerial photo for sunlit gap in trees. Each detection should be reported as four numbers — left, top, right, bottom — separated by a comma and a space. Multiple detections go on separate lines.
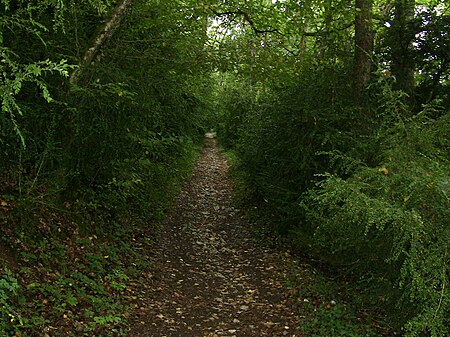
413, 3, 448, 65
208, 17, 229, 38
207, 16, 244, 42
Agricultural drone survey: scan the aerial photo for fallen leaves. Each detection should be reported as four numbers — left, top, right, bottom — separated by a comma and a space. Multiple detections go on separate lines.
126, 138, 301, 336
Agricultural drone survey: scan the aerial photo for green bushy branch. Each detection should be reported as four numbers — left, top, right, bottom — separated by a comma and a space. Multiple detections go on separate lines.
0, 48, 71, 147
303, 109, 450, 336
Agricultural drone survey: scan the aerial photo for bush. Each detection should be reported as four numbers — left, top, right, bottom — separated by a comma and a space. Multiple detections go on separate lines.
218, 63, 449, 335
302, 108, 450, 336
225, 62, 363, 228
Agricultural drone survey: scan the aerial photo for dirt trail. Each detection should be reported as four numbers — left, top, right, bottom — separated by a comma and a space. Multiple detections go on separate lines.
128, 137, 302, 336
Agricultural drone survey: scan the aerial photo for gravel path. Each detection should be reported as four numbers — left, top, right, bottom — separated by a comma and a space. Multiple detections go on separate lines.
128, 137, 302, 336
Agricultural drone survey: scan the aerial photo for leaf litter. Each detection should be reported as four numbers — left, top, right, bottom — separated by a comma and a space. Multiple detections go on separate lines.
127, 137, 302, 336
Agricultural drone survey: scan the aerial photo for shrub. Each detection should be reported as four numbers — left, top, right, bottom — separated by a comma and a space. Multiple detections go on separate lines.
302, 108, 450, 336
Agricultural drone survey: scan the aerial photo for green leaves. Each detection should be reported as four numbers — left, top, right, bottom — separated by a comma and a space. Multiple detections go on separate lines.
301, 109, 450, 336
1, 55, 71, 146
0, 269, 24, 333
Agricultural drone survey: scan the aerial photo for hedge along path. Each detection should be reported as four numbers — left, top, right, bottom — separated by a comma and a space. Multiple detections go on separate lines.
128, 136, 302, 336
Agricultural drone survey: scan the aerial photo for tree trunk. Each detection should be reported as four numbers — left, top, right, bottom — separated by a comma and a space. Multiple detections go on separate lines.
354, 0, 373, 100
69, 0, 133, 84
391, 0, 415, 96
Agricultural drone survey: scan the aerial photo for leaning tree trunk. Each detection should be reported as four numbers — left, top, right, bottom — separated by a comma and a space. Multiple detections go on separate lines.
69, 0, 133, 84
354, 0, 373, 100
391, 0, 416, 97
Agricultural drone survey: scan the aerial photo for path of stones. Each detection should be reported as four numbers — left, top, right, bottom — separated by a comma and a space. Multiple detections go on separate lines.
128, 137, 302, 336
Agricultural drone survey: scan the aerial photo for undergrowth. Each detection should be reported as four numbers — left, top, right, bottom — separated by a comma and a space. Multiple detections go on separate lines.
301, 108, 449, 336
0, 140, 200, 336
224, 148, 393, 337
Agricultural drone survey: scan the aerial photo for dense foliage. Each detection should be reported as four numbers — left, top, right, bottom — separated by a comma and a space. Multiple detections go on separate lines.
1, 0, 449, 335
214, 0, 449, 336
1, 0, 213, 335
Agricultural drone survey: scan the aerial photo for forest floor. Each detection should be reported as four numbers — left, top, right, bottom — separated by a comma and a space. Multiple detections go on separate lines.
126, 136, 304, 336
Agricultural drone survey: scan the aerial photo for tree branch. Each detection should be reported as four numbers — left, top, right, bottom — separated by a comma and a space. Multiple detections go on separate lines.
209, 8, 285, 36
303, 22, 354, 37
209, 7, 352, 39
69, 0, 133, 85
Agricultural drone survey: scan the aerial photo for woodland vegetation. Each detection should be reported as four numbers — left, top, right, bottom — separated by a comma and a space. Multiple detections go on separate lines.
0, 0, 449, 336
